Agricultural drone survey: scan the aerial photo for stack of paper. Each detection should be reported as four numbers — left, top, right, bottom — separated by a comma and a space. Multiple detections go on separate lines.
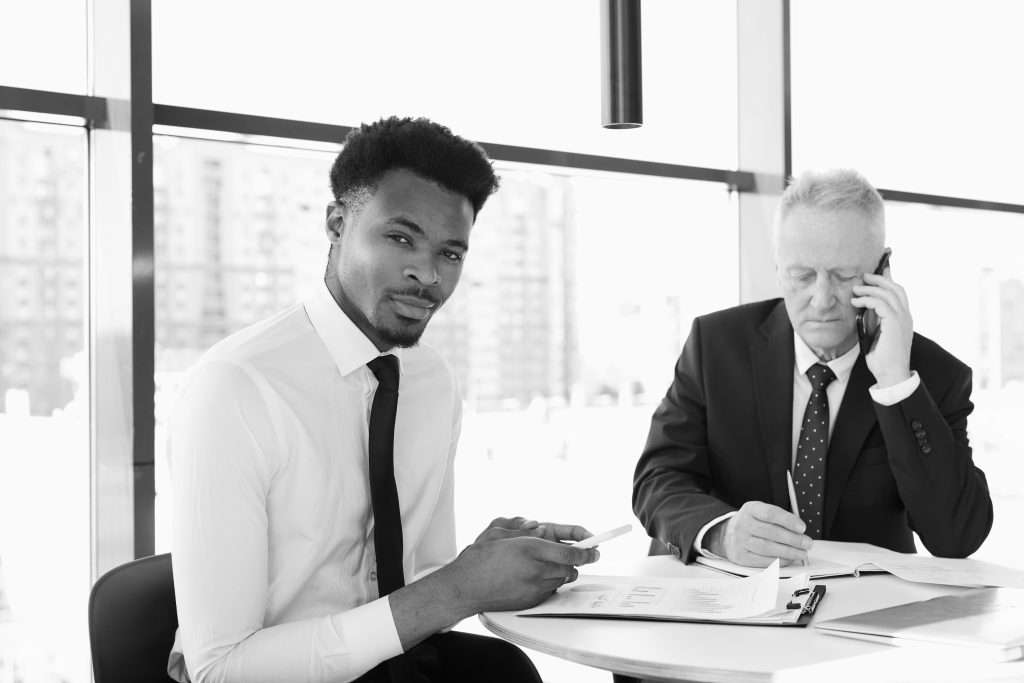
815, 588, 1024, 662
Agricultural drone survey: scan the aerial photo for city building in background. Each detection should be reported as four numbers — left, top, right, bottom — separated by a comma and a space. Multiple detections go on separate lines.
0, 124, 85, 417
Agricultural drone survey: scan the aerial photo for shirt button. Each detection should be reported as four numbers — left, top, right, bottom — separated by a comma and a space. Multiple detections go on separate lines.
914, 429, 927, 439
369, 570, 377, 582
921, 443, 932, 455
910, 420, 923, 430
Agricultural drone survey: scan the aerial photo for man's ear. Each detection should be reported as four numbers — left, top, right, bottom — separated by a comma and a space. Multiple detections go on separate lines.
325, 201, 346, 243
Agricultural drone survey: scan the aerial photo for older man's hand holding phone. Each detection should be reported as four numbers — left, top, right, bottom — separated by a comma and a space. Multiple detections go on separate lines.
851, 248, 915, 388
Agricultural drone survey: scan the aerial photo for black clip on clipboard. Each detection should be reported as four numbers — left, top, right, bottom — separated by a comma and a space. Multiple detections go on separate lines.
783, 585, 827, 626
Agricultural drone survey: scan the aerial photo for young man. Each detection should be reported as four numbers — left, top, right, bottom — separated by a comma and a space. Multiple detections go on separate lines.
634, 168, 992, 567
168, 117, 597, 682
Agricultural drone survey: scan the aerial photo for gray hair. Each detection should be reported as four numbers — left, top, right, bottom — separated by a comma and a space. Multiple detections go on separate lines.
773, 168, 885, 250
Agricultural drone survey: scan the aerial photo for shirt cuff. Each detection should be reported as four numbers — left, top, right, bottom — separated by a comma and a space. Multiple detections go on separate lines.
869, 370, 920, 406
323, 596, 403, 674
693, 511, 737, 559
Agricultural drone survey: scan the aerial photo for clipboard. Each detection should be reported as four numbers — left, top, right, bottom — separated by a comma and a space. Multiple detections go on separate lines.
671, 584, 826, 627
516, 575, 827, 627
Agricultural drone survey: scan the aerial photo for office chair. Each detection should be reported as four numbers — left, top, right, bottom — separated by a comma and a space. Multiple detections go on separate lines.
89, 553, 178, 683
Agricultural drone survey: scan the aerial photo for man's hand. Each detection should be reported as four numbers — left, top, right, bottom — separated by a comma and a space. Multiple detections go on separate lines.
705, 501, 811, 567
441, 534, 599, 615
475, 516, 591, 544
389, 525, 596, 652
851, 263, 913, 388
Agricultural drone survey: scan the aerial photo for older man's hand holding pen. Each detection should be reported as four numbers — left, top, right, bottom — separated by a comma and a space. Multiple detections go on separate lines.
703, 492, 813, 568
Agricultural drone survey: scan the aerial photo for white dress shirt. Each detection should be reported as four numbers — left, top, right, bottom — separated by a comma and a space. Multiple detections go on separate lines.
694, 332, 920, 555
167, 282, 461, 683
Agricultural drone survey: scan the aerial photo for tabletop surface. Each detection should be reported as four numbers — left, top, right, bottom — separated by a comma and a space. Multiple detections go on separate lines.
480, 555, 1024, 682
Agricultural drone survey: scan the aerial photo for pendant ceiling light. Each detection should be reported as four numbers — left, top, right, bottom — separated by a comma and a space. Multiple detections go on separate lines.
601, 0, 643, 129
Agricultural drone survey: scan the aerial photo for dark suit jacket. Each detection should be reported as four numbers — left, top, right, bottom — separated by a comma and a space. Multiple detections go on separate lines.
633, 299, 993, 561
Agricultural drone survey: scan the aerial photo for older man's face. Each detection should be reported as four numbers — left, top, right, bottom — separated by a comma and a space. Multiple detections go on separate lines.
776, 206, 883, 360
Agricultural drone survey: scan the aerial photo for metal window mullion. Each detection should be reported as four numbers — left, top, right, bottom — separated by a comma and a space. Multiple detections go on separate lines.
88, 0, 155, 581
130, 0, 156, 561
153, 104, 756, 190
736, 0, 789, 303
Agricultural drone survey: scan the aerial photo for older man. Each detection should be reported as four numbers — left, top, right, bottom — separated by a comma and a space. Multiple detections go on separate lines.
633, 168, 992, 567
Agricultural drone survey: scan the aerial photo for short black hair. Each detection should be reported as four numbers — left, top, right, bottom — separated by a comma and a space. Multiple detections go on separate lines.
329, 116, 499, 217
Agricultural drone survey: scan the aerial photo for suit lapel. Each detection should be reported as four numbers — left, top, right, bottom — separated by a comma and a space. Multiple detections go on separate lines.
823, 354, 877, 536
750, 302, 795, 509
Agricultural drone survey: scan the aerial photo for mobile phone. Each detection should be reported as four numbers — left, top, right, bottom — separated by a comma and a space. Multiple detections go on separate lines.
856, 249, 892, 355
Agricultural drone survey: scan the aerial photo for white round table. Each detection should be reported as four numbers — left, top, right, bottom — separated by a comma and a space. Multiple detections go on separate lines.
481, 556, 1023, 682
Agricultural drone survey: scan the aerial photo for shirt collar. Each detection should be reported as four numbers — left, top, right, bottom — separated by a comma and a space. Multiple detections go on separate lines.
304, 281, 404, 379
792, 331, 859, 384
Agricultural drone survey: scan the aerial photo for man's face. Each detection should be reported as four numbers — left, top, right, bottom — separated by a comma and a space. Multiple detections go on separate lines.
776, 206, 883, 360
326, 168, 474, 350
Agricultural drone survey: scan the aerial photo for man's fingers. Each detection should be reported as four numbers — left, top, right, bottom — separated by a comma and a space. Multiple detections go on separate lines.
744, 535, 809, 563
853, 282, 903, 317
535, 523, 590, 542
528, 538, 599, 566
748, 503, 806, 534
487, 527, 529, 540
537, 562, 580, 584
749, 517, 812, 550
488, 516, 530, 530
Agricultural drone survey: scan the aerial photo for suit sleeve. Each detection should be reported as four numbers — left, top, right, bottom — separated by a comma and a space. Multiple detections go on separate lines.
873, 364, 993, 557
632, 318, 736, 561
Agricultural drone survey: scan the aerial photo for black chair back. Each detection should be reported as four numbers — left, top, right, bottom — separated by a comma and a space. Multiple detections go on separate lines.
89, 553, 178, 683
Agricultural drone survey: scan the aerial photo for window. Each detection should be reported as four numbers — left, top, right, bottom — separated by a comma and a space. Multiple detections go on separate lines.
153, 136, 334, 549
435, 168, 738, 561
885, 201, 1024, 568
791, 0, 1024, 202
153, 0, 737, 168
0, 120, 89, 683
0, 0, 87, 94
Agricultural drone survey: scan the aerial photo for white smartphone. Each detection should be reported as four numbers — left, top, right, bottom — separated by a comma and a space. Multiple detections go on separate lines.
571, 523, 633, 549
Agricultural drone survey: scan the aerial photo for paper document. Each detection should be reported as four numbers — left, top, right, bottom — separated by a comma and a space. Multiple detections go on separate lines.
697, 540, 1024, 588
816, 588, 1024, 662
517, 561, 823, 625
870, 554, 1024, 589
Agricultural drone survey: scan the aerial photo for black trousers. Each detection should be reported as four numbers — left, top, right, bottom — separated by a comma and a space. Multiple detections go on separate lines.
356, 631, 542, 683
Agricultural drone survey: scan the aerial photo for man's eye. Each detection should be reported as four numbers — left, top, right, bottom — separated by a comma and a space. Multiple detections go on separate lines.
442, 250, 464, 263
388, 234, 411, 246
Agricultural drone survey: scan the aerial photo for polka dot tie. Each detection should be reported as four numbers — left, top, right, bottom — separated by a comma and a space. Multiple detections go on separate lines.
794, 363, 836, 539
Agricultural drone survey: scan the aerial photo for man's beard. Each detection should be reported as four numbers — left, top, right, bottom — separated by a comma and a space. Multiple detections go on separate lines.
375, 319, 428, 348
372, 286, 443, 348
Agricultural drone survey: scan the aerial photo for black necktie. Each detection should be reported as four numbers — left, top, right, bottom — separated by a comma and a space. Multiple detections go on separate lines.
794, 363, 836, 539
367, 355, 405, 597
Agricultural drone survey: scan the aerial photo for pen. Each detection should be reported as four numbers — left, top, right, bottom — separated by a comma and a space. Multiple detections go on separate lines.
786, 469, 807, 567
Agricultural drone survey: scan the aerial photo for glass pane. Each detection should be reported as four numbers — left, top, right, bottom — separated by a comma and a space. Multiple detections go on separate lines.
153, 136, 335, 550
791, 1, 1024, 203
152, 0, 737, 168
0, 0, 86, 94
0, 121, 89, 681
440, 170, 738, 562
885, 202, 1024, 567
